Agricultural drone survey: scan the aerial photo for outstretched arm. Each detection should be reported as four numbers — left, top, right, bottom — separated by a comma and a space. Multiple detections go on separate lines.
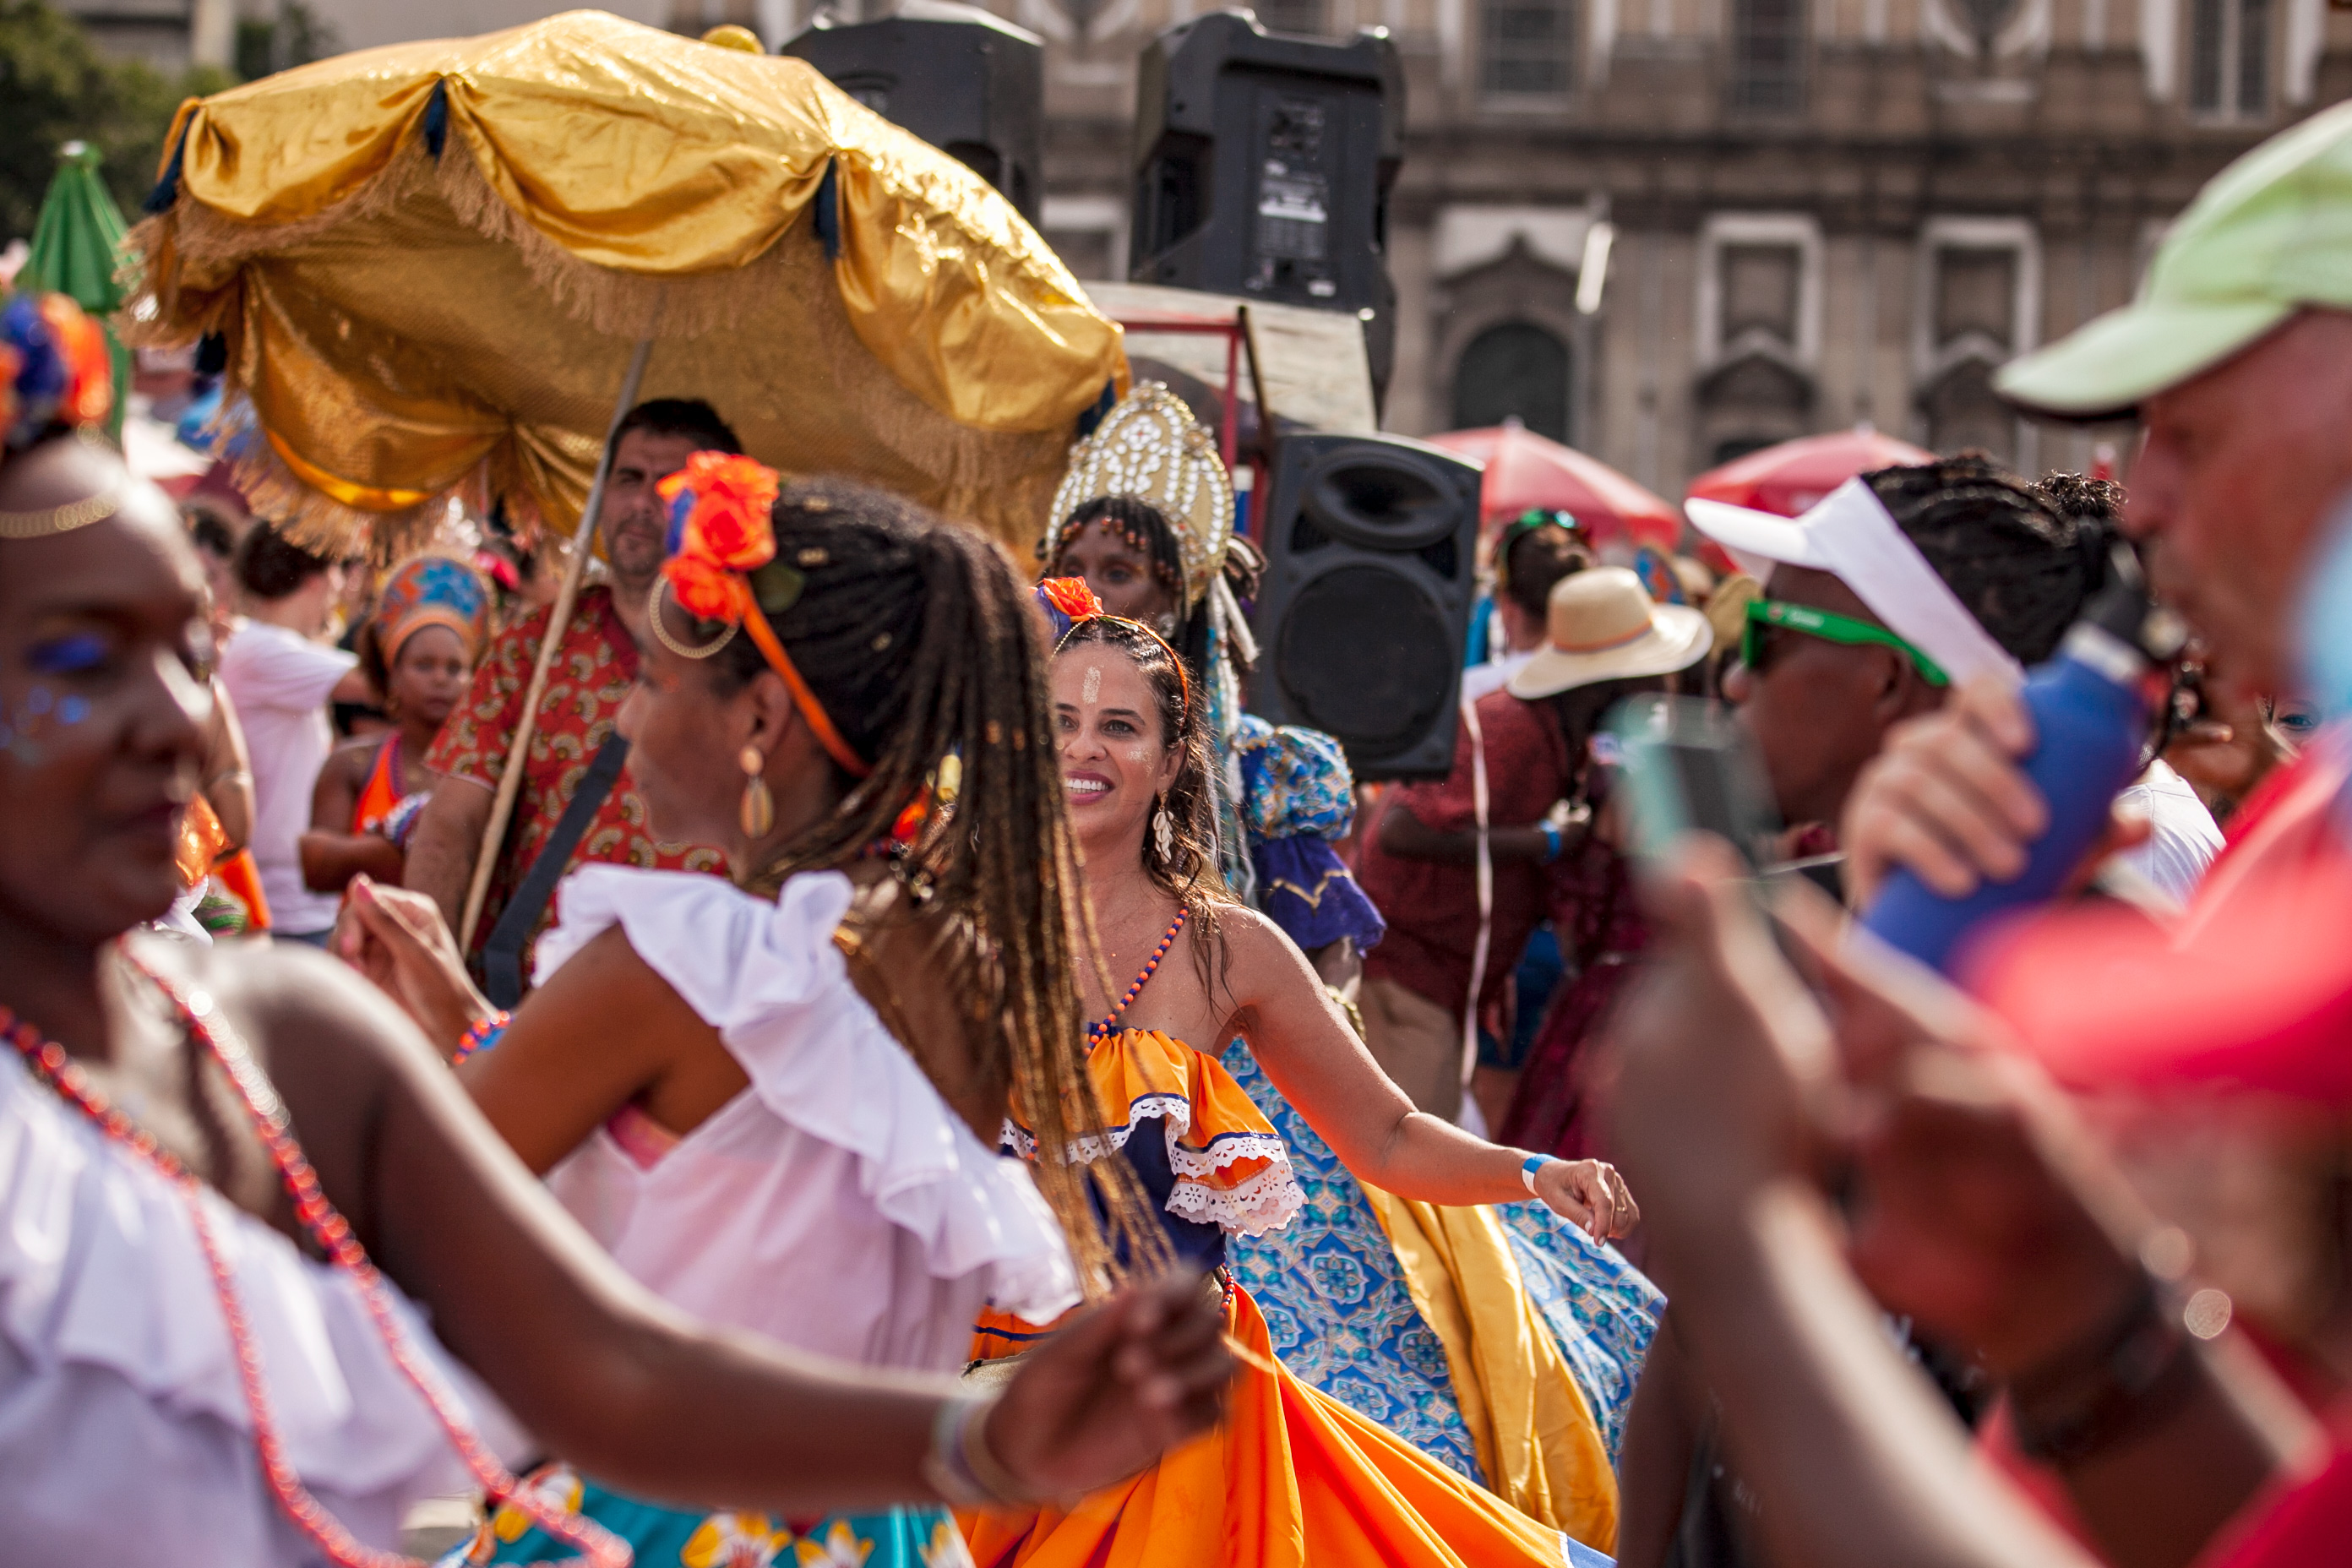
1607, 841, 2312, 1568
1226, 908, 1635, 1236
241, 945, 1233, 1515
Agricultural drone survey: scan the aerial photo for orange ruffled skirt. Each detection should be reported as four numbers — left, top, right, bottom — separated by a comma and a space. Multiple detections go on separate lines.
963, 1285, 1571, 1568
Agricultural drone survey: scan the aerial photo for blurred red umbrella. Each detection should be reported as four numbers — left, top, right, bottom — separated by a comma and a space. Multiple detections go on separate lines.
1684, 426, 1934, 517
1429, 420, 1682, 554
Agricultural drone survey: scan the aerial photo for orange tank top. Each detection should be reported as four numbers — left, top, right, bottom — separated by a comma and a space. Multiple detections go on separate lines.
353, 736, 402, 834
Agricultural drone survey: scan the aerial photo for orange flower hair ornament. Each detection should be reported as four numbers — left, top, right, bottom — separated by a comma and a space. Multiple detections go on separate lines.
651, 452, 872, 780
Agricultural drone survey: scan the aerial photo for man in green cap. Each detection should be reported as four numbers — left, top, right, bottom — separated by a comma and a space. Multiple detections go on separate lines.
1845, 97, 2352, 912
1592, 103, 2352, 1568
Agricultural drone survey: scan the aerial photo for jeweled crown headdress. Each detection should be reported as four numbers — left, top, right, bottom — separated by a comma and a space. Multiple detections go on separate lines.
1044, 383, 1233, 613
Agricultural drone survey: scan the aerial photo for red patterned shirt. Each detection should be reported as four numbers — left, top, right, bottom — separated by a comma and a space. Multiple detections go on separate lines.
426, 584, 727, 968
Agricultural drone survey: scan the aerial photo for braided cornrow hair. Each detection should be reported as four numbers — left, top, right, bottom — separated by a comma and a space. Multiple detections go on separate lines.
693, 476, 1167, 1289
1056, 617, 1238, 997
1863, 456, 2106, 666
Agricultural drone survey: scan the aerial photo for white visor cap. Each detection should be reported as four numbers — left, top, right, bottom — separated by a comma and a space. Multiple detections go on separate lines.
1685, 476, 2024, 689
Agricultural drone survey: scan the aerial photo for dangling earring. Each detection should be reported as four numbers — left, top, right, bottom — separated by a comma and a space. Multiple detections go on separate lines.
1152, 798, 1175, 863
738, 743, 775, 839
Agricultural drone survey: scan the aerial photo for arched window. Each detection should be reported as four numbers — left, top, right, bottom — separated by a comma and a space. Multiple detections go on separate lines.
1451, 323, 1571, 444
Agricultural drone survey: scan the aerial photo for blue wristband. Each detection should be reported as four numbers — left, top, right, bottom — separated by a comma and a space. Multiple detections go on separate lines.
1521, 1153, 1549, 1195
1539, 821, 1564, 862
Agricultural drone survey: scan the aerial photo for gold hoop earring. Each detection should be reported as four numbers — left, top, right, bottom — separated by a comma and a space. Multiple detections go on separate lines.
738, 743, 775, 839
648, 579, 738, 660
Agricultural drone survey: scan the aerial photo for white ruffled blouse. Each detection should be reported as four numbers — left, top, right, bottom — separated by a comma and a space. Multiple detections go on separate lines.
0, 1046, 524, 1564
533, 866, 1081, 1375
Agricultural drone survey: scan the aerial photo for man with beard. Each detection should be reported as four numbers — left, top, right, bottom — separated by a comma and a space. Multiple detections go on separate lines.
405, 400, 733, 1002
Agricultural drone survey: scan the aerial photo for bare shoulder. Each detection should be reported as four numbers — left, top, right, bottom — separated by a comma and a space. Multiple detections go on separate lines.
528, 920, 710, 1038
1206, 901, 1320, 994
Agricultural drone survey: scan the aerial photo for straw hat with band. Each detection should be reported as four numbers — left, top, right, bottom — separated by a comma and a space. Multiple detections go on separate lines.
1507, 565, 1714, 700
1686, 478, 2025, 693
1995, 98, 2352, 419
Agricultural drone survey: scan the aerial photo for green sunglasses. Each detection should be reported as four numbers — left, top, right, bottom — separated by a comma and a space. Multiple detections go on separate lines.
1741, 599, 1950, 687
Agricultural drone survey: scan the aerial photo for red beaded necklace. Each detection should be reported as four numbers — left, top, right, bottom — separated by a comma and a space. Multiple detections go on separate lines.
1, 956, 627, 1568
1087, 906, 1187, 1045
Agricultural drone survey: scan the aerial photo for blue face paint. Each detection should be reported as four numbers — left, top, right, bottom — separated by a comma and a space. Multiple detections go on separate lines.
27, 633, 108, 678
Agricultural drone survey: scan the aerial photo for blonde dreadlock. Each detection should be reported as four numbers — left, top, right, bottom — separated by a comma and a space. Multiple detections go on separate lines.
697, 476, 1169, 1288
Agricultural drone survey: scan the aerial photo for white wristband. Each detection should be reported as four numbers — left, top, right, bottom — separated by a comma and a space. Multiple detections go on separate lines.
1520, 1153, 1549, 1195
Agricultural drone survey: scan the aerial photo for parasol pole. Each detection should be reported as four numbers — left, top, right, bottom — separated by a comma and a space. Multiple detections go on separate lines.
458, 313, 662, 950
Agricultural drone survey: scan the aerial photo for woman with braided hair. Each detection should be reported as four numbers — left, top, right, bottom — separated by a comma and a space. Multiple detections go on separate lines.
0, 296, 1230, 1567
962, 609, 1647, 1568
329, 461, 1198, 1568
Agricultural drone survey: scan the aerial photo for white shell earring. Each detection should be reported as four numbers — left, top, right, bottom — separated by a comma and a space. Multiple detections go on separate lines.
1153, 798, 1175, 863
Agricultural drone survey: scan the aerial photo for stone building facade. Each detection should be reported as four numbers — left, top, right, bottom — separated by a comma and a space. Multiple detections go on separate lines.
67, 0, 2352, 490
1018, 0, 2352, 489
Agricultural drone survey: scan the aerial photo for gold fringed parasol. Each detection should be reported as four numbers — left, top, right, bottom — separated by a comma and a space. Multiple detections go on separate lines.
123, 8, 1126, 559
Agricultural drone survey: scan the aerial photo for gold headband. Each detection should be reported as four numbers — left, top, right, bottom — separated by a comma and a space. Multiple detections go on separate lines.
0, 486, 121, 539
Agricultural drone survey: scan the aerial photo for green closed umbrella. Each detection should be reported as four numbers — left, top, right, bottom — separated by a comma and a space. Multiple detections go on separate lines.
21, 141, 132, 439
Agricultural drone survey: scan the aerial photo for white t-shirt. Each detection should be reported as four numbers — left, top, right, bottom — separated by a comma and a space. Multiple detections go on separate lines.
2115, 759, 2226, 908
1459, 647, 1539, 705
219, 619, 357, 936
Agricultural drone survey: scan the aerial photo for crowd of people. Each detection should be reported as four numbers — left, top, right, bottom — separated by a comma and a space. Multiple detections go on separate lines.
3, 78, 2350, 1568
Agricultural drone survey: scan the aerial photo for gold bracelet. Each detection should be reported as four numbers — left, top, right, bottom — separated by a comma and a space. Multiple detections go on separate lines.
960, 1395, 1032, 1505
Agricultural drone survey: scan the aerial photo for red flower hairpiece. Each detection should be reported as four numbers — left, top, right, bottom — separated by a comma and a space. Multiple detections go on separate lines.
1038, 576, 1104, 621
656, 452, 781, 623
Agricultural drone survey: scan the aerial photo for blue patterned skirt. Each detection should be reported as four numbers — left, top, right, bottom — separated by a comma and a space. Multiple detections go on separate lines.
444, 1463, 970, 1568
1219, 1037, 1662, 1477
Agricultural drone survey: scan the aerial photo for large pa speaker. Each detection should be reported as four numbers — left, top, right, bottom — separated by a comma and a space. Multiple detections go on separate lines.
1130, 11, 1402, 393
1248, 433, 1482, 780
783, 0, 1043, 226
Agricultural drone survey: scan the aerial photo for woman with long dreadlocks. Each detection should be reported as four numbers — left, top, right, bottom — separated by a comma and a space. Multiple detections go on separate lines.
961, 607, 1642, 1568
1037, 390, 1663, 1523
0, 300, 1230, 1565
332, 459, 1187, 1568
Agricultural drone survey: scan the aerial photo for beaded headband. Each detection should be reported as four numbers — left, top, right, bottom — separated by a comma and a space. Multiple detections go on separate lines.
652, 452, 874, 780
1055, 612, 1193, 728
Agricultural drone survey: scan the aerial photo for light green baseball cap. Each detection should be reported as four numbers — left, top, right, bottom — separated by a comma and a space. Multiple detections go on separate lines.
1998, 100, 2352, 419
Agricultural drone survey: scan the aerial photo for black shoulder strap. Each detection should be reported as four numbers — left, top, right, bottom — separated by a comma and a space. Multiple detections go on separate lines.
480, 732, 631, 1009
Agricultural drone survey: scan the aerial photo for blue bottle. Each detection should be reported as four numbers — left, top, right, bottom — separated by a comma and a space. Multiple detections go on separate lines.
1859, 553, 2184, 974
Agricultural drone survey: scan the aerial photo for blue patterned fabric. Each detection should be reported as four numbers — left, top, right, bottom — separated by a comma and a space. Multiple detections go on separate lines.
1497, 1196, 1665, 1459
1233, 715, 1355, 841
1233, 714, 1387, 955
1220, 1036, 1663, 1471
1219, 1036, 1486, 1483
445, 1465, 970, 1568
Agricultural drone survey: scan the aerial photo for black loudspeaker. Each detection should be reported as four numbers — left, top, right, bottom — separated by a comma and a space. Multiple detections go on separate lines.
782, 0, 1043, 226
1130, 11, 1402, 393
1248, 433, 1482, 780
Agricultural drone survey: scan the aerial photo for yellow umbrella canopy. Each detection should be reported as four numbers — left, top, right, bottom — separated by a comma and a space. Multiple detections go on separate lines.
125, 9, 1124, 557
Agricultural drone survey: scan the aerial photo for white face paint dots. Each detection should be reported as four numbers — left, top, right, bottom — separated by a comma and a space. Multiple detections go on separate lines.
1081, 662, 1102, 705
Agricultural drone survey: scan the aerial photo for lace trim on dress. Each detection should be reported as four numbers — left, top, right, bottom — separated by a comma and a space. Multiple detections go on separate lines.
1003, 1095, 1307, 1238
1164, 1158, 1309, 1238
